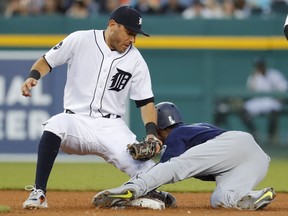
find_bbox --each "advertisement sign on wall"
[0,51,66,153]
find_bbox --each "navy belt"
[103,114,121,119]
[65,109,75,114]
[65,109,120,118]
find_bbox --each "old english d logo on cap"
[109,6,149,37]
[138,17,142,25]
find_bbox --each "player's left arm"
[21,57,51,97]
[137,99,163,153]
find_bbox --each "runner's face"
[109,21,137,53]
[157,129,167,143]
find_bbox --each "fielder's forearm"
[140,102,158,136]
[30,57,51,78]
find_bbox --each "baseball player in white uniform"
[21,6,165,209]
[242,57,288,143]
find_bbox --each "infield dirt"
[0,191,287,216]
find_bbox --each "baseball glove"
[127,138,162,161]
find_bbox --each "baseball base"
[112,198,165,210]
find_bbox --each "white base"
[113,198,165,210]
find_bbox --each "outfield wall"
[0,15,288,154]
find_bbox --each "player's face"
[157,129,167,143]
[108,21,137,53]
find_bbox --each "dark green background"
[1,14,287,153]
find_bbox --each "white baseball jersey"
[244,68,288,115]
[44,30,154,117]
[246,68,288,92]
[42,30,156,176]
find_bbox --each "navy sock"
[35,131,61,193]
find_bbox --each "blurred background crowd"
[0,0,287,19]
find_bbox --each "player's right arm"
[21,57,51,97]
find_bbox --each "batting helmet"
[156,102,183,129]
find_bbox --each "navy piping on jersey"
[89,30,104,116]
[90,30,132,117]
[98,46,132,115]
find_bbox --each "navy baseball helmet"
[156,102,183,129]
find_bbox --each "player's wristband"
[145,122,157,136]
[28,69,41,80]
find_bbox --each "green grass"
[0,206,10,214]
[0,159,287,192]
[0,162,130,191]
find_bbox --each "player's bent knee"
[210,189,230,209]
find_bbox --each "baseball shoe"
[236,187,276,210]
[142,190,177,208]
[92,189,135,208]
[23,185,48,209]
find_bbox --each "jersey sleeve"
[44,31,80,68]
[129,52,154,101]
[160,137,187,163]
[269,69,288,91]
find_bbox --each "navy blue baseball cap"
[253,57,266,66]
[109,6,149,37]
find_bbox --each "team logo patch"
[109,68,132,92]
[168,116,175,124]
[53,41,63,50]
